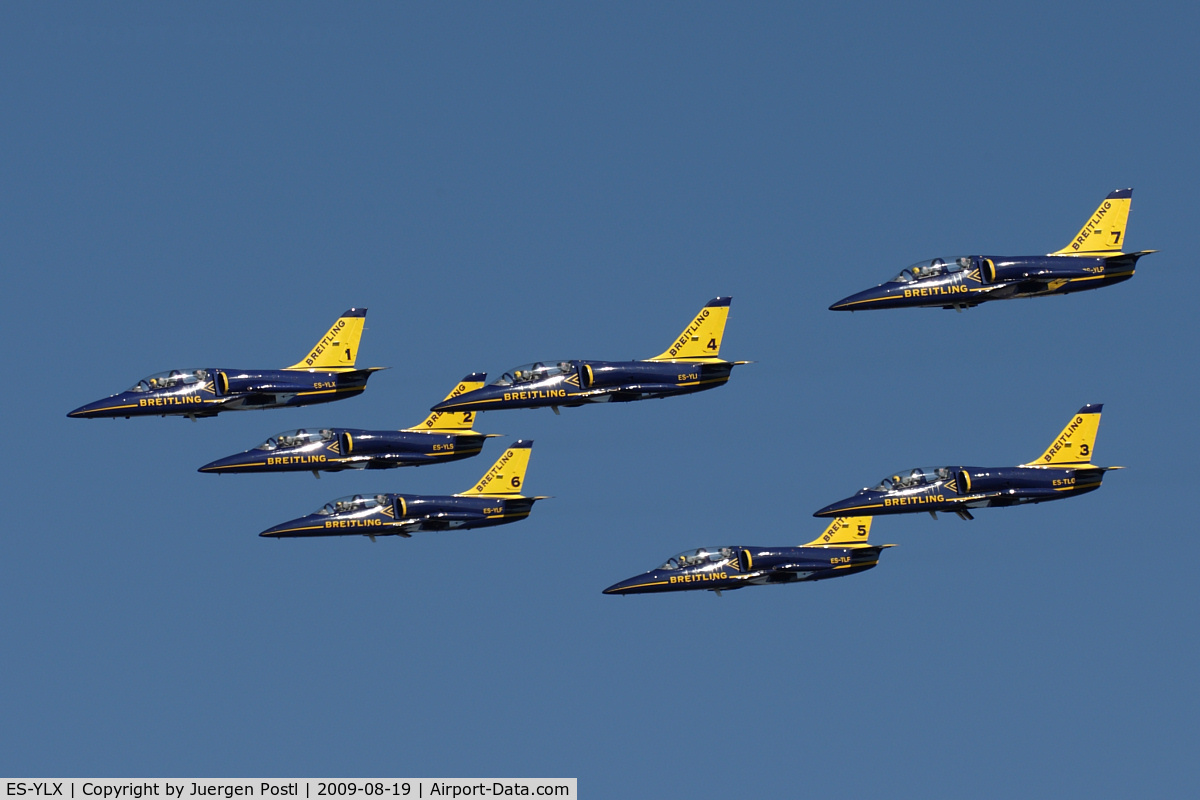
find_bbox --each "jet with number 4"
[815,405,1119,521]
[829,189,1155,311]
[198,374,500,477]
[68,309,384,420]
[429,297,748,414]
[603,516,892,596]
[259,440,545,539]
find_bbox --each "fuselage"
[68,367,378,419]
[431,359,737,412]
[260,492,541,538]
[815,464,1106,517]
[200,427,490,474]
[603,544,887,594]
[830,254,1139,311]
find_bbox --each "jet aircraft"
[259,440,544,539]
[68,309,383,420]
[829,189,1155,311]
[429,297,748,414]
[198,374,500,477]
[815,405,1118,520]
[603,516,891,595]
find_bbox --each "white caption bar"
[2,781,576,800]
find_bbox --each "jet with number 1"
[815,405,1120,521]
[603,517,892,596]
[68,309,383,420]
[429,297,748,414]
[829,189,1155,311]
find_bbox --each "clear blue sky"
[3,2,1198,796]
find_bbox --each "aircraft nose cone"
[814,496,858,517]
[431,386,492,412]
[67,398,110,418]
[198,453,243,473]
[602,577,635,595]
[259,523,288,538]
[829,286,884,311]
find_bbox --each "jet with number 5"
[815,405,1120,521]
[259,440,545,540]
[68,309,384,420]
[198,374,500,477]
[429,297,748,414]
[829,190,1155,311]
[603,517,892,596]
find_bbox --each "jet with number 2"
[259,440,544,540]
[198,374,500,477]
[829,189,1155,311]
[68,309,383,420]
[429,298,748,414]
[815,405,1119,521]
[603,517,892,596]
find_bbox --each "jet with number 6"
[198,374,500,476]
[829,189,1155,311]
[68,309,384,420]
[429,297,748,414]
[815,405,1120,521]
[259,440,545,539]
[603,517,892,596]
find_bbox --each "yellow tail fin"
[1022,404,1103,467]
[457,440,533,496]
[646,297,732,362]
[285,308,367,371]
[408,373,488,432]
[1050,189,1132,255]
[804,516,873,547]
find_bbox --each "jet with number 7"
[829,190,1155,311]
[428,297,748,414]
[815,405,1121,521]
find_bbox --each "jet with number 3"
[198,374,500,477]
[259,440,545,540]
[603,517,892,596]
[68,309,384,420]
[815,405,1120,521]
[429,298,748,414]
[829,190,1155,311]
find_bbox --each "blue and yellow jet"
[198,374,500,476]
[603,517,891,595]
[68,309,383,420]
[815,405,1119,520]
[830,190,1155,311]
[259,440,544,539]
[428,298,748,414]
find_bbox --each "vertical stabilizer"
[1050,189,1132,255]
[646,298,732,362]
[286,308,368,371]
[1022,404,1104,466]
[409,374,488,432]
[458,440,533,496]
[804,516,873,547]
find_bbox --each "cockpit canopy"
[873,466,952,492]
[659,546,736,571]
[314,494,391,516]
[891,256,974,284]
[129,369,209,393]
[492,361,574,387]
[258,428,336,451]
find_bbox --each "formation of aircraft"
[198,374,499,477]
[68,309,382,420]
[815,405,1117,520]
[70,184,1142,594]
[603,517,890,595]
[829,189,1155,311]
[429,297,749,414]
[258,441,544,540]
